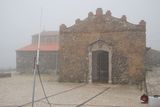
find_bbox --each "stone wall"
[59,8,146,84]
[16,51,58,73]
[145,48,160,66]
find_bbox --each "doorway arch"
[88,40,112,83]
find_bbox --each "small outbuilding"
[16,31,59,73]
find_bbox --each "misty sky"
[0,0,160,68]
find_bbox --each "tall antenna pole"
[32,8,43,107]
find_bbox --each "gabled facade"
[59,8,146,84]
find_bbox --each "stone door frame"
[88,40,112,83]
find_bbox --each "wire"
[75,87,110,107]
[20,83,86,107]
[37,65,52,107]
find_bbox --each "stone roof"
[60,8,146,33]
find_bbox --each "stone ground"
[146,66,160,96]
[146,66,160,107]
[0,72,147,107]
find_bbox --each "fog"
[0,0,160,69]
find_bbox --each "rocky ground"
[0,72,147,107]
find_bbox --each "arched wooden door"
[92,51,109,83]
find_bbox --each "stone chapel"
[58,8,146,84]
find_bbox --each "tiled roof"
[16,43,59,51]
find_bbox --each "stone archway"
[88,40,112,83]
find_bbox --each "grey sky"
[0,0,160,68]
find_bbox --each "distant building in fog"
[145,48,160,66]
[16,31,59,73]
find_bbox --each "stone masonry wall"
[59,8,146,84]
[16,51,57,73]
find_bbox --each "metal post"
[31,8,42,107]
[32,68,37,107]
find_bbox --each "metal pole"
[32,68,37,107]
[32,8,43,107]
